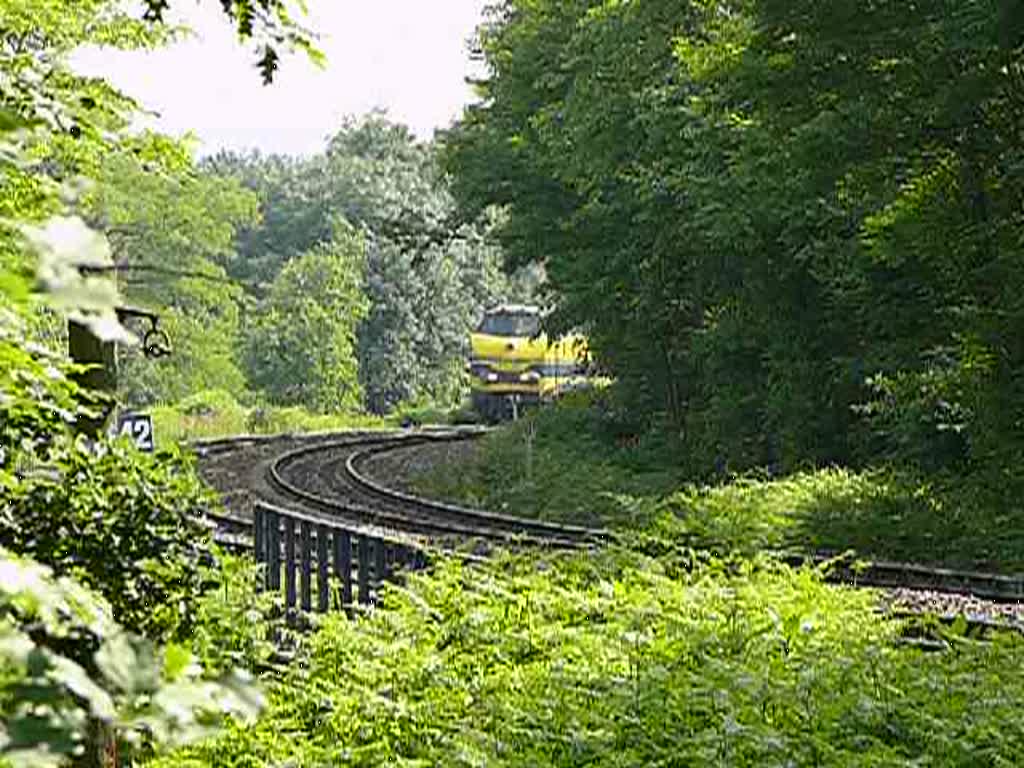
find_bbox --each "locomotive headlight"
[519,371,541,382]
[486,372,499,382]
[470,362,494,380]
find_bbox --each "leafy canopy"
[445,0,1024,482]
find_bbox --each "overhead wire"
[76,263,263,289]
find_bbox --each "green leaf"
[163,643,198,683]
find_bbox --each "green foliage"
[413,393,684,527]
[138,0,322,84]
[150,388,387,441]
[158,389,377,441]
[245,405,384,435]
[0,310,94,456]
[0,0,156,221]
[200,150,330,288]
[125,306,249,406]
[186,554,278,676]
[150,389,249,440]
[0,547,262,767]
[245,222,368,412]
[154,551,1024,766]
[79,141,259,406]
[390,398,464,427]
[416,399,1024,571]
[1,436,218,642]
[84,141,259,273]
[318,116,515,412]
[208,115,530,415]
[446,0,1024,484]
[1,152,241,663]
[0,1,298,763]
[655,470,950,563]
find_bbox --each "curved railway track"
[196,429,1024,634]
[270,434,605,548]
[200,428,607,552]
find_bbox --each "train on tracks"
[467,304,595,422]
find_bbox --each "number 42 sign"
[113,412,155,453]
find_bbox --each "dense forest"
[3,0,1024,765]
[82,115,535,420]
[445,0,1024,490]
[199,123,540,415]
[88,115,544,421]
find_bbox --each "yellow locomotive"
[468,304,592,421]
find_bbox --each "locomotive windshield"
[477,311,541,337]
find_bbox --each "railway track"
[196,429,1024,634]
[200,428,607,553]
[782,552,1024,603]
[271,434,605,548]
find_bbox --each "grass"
[150,549,1024,767]
[148,389,390,443]
[148,389,475,443]
[656,469,1024,572]
[411,394,686,527]
[410,396,1024,573]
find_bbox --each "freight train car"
[468,304,592,421]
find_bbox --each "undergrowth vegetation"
[150,389,388,442]
[3,437,217,641]
[154,551,1024,767]
[412,393,686,527]
[0,549,263,768]
[2,309,271,762]
[657,471,1024,572]
[149,388,472,443]
[412,396,1024,572]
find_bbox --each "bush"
[151,549,1024,766]
[1,436,218,641]
[0,311,98,457]
[656,468,1024,571]
[410,395,1024,571]
[187,553,280,676]
[390,398,458,427]
[253,405,382,435]
[0,547,262,767]
[411,393,685,526]
[150,390,387,442]
[175,389,247,419]
[151,389,249,442]
[657,469,919,555]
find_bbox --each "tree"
[80,139,260,405]
[140,0,321,83]
[684,0,1024,469]
[445,0,708,427]
[245,221,368,412]
[210,114,522,414]
[0,5,270,757]
[202,150,334,289]
[445,0,1024,479]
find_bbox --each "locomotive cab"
[468,305,590,421]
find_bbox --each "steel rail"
[343,433,608,543]
[782,552,1024,604]
[265,431,596,548]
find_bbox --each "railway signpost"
[112,411,155,452]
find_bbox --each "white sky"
[71,1,488,157]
